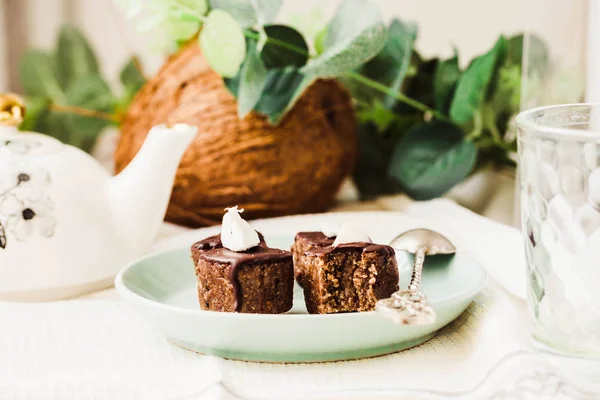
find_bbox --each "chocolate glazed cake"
[291,232,335,286]
[300,242,399,314]
[191,234,294,314]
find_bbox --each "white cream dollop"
[320,222,339,238]
[332,223,371,246]
[221,206,260,252]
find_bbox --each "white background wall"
[1,0,591,93]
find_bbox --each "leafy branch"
[21,0,547,201]
[344,71,449,123]
[187,0,541,199]
[179,1,442,121]
[18,26,146,153]
[49,103,120,123]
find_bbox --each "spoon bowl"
[377,229,457,325]
[389,228,457,255]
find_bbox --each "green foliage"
[506,33,548,71]
[254,68,305,122]
[379,19,418,109]
[388,122,477,199]
[119,57,147,111]
[314,27,327,55]
[19,51,65,102]
[18,25,145,153]
[19,97,50,132]
[237,40,268,118]
[35,110,72,146]
[108,1,548,200]
[352,123,401,197]
[349,19,417,109]
[287,8,327,51]
[224,29,306,122]
[433,53,460,114]
[300,0,387,78]
[209,0,281,28]
[352,30,547,199]
[449,36,507,125]
[357,100,397,133]
[115,0,206,50]
[120,58,146,94]
[261,25,309,69]
[56,26,99,89]
[65,75,115,142]
[200,9,247,78]
[224,0,388,122]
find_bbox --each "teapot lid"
[0,93,25,127]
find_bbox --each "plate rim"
[115,212,487,321]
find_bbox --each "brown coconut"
[114,44,357,227]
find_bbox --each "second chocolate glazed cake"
[299,224,399,314]
[291,231,335,286]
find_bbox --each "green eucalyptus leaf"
[120,57,146,93]
[168,0,208,20]
[36,112,72,146]
[449,36,507,124]
[433,53,460,114]
[261,25,309,69]
[314,26,327,55]
[381,19,417,108]
[209,0,281,27]
[131,0,204,48]
[388,121,477,199]
[357,100,396,133]
[269,74,314,123]
[300,0,387,77]
[355,18,417,109]
[56,25,99,90]
[200,9,246,78]
[65,75,116,148]
[506,33,548,69]
[223,36,255,97]
[224,73,242,97]
[119,57,146,111]
[506,34,524,66]
[396,56,437,114]
[224,58,305,123]
[19,50,66,103]
[353,123,400,198]
[287,8,327,44]
[254,67,304,122]
[238,41,268,118]
[19,97,50,132]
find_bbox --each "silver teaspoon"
[376,228,456,325]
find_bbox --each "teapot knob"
[0,93,25,127]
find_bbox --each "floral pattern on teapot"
[0,138,56,249]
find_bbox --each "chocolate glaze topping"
[295,231,336,246]
[192,232,266,252]
[304,241,395,257]
[192,234,223,252]
[198,241,291,312]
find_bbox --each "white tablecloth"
[2,197,599,400]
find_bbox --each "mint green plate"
[116,231,486,363]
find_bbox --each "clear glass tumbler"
[517,104,600,359]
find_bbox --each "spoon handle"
[408,246,427,291]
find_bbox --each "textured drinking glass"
[517,104,600,358]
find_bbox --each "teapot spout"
[109,124,196,257]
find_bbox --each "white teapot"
[0,95,196,300]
